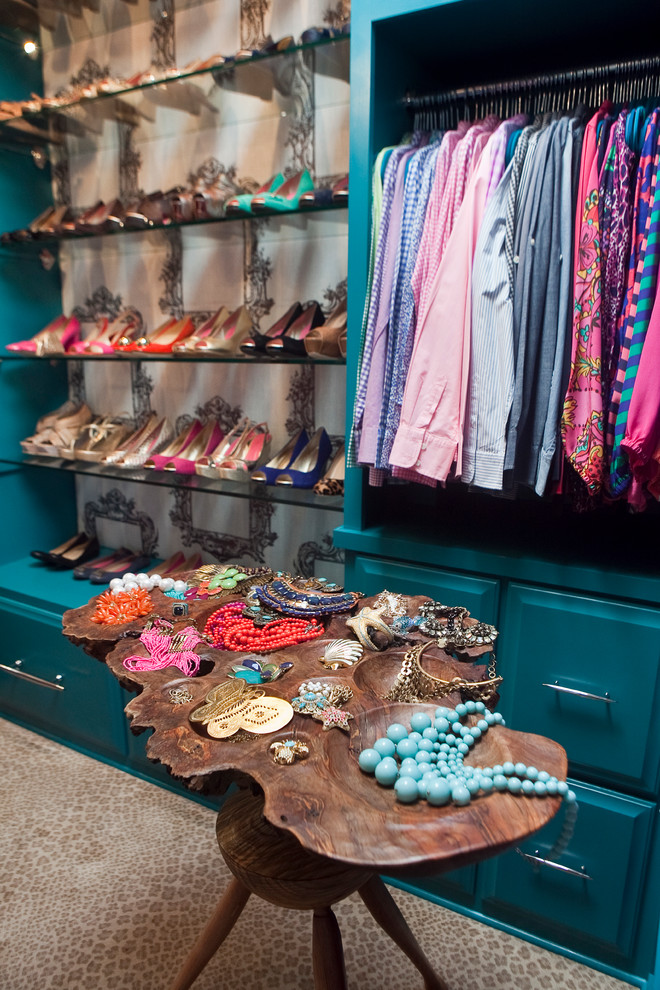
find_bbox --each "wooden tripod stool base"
[168,789,449,990]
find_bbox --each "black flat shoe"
[31,532,89,565]
[52,534,100,570]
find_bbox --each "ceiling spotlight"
[24,40,38,58]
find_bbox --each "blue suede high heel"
[274,427,331,488]
[251,428,309,484]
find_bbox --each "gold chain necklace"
[385,641,503,704]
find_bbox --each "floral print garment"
[561,106,610,494]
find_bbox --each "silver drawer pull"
[0,662,65,691]
[542,681,615,704]
[521,851,592,881]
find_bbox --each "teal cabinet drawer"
[349,555,499,624]
[0,598,127,760]
[498,585,660,791]
[482,782,654,963]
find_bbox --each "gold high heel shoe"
[75,417,133,462]
[115,417,173,468]
[193,305,254,356]
[102,413,159,465]
[172,306,229,354]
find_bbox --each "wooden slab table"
[63,589,567,990]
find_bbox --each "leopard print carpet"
[0,718,633,990]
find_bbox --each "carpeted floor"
[0,717,634,990]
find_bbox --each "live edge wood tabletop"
[62,587,567,876]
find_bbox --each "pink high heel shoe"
[162,419,224,474]
[6,314,81,355]
[69,309,142,355]
[144,419,204,470]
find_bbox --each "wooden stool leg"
[358,876,450,990]
[312,906,348,990]
[168,876,251,990]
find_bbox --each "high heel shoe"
[144,419,204,470]
[74,417,133,462]
[69,309,142,355]
[162,419,224,474]
[193,305,254,355]
[303,299,347,359]
[251,170,314,213]
[113,316,174,353]
[215,422,272,481]
[313,443,345,495]
[115,416,174,468]
[172,306,229,354]
[6,314,81,355]
[251,428,309,484]
[124,316,195,354]
[22,399,80,453]
[240,302,302,356]
[264,301,324,357]
[194,419,250,478]
[275,427,331,488]
[101,413,159,465]
[224,173,284,217]
[28,403,94,457]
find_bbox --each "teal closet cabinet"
[336,0,660,985]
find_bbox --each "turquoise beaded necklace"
[358,701,578,858]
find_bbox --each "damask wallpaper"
[39,0,349,580]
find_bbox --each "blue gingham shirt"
[374,141,441,476]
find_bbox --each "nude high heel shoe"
[194,419,250,478]
[215,422,272,481]
[172,306,229,354]
[303,299,347,359]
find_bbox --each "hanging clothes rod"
[403,52,660,121]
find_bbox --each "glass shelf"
[12,455,343,513]
[2,33,349,142]
[0,349,346,366]
[1,200,347,246]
